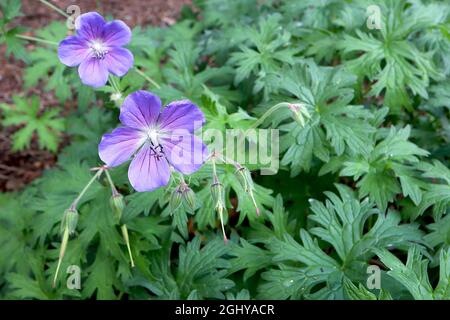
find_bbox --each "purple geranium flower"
[58,12,134,88]
[99,91,208,192]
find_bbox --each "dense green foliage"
[0,0,449,300]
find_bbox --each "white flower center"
[90,40,108,59]
[146,128,160,146]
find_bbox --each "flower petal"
[159,100,205,133]
[104,47,134,77]
[102,20,132,46]
[119,90,161,129]
[128,144,171,192]
[58,36,90,67]
[161,133,208,174]
[98,127,144,167]
[78,57,109,87]
[75,12,106,40]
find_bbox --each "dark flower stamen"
[90,41,108,60]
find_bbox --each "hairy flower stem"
[104,169,119,196]
[39,0,69,18]
[70,168,104,210]
[233,102,292,158]
[250,102,291,130]
[15,34,58,46]
[108,76,122,95]
[134,67,161,89]
[211,154,219,181]
[104,169,135,268]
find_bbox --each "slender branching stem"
[15,34,58,46]
[104,169,119,197]
[70,168,104,210]
[39,0,69,18]
[134,67,161,89]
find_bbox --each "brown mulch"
[0,0,192,192]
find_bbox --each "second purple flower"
[58,12,134,88]
[99,91,208,192]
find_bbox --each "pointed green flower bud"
[110,193,125,223]
[169,186,184,214]
[61,208,78,236]
[234,164,259,216]
[234,164,253,192]
[121,224,135,268]
[53,226,69,288]
[170,181,196,213]
[210,175,228,243]
[217,205,228,244]
[211,178,225,209]
[182,186,196,212]
[288,103,310,127]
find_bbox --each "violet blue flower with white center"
[98,90,208,192]
[58,12,134,88]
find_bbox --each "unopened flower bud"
[234,164,260,216]
[234,164,253,192]
[211,176,228,243]
[170,181,197,213]
[183,186,196,212]
[61,208,79,236]
[288,103,310,127]
[110,193,125,223]
[211,178,225,209]
[170,186,184,213]
[217,205,228,244]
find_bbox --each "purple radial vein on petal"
[78,57,109,87]
[104,47,134,77]
[58,36,90,67]
[98,126,144,167]
[158,100,205,133]
[102,20,132,46]
[128,144,171,192]
[75,12,106,40]
[160,133,207,174]
[119,91,162,130]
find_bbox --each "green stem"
[70,169,104,209]
[227,102,290,158]
[134,67,161,89]
[39,0,69,18]
[216,154,239,167]
[15,34,58,46]
[104,169,119,196]
[108,76,121,93]
[249,102,291,130]
[211,156,219,177]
